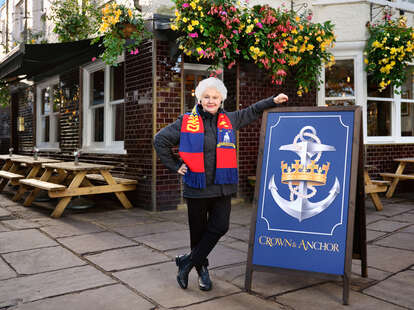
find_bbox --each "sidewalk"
[0,189,413,310]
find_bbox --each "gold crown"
[281,160,330,186]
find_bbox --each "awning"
[0,39,104,81]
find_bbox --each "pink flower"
[256,22,263,28]
[220,11,227,16]
[188,32,199,38]
[307,14,312,21]
[277,69,287,76]
[215,69,223,75]
[182,3,189,8]
[130,50,135,55]
[235,49,240,54]
[91,57,97,62]
[134,49,139,54]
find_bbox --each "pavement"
[0,188,413,310]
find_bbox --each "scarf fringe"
[215,168,238,185]
[184,170,206,189]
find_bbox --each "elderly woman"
[154,77,288,291]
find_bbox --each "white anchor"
[268,126,340,222]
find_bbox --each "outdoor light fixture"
[33,147,39,160]
[74,150,81,165]
[9,148,13,157]
[18,117,25,132]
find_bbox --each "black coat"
[153,96,276,198]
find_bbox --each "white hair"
[195,77,227,102]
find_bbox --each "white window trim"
[82,56,126,155]
[319,43,414,144]
[36,76,60,152]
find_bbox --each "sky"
[0,0,4,8]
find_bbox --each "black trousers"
[186,195,231,267]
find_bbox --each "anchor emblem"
[268,126,340,222]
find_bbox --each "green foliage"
[364,16,414,93]
[0,80,10,108]
[48,0,100,42]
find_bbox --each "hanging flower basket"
[91,2,151,66]
[364,16,414,92]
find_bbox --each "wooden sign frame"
[245,106,366,305]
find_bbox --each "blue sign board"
[251,111,355,275]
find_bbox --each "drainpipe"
[5,0,9,53]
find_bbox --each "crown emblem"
[281,160,330,186]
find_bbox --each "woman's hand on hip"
[177,164,188,175]
[273,93,288,104]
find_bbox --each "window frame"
[81,55,126,154]
[36,76,60,151]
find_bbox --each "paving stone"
[367,220,410,232]
[112,221,187,238]
[229,207,253,226]
[227,226,250,242]
[351,262,391,281]
[363,245,414,273]
[276,282,405,310]
[12,284,155,310]
[40,219,104,238]
[366,230,387,242]
[3,246,85,275]
[208,244,247,268]
[377,204,414,217]
[114,262,240,308]
[222,240,248,253]
[365,213,387,225]
[211,264,245,284]
[400,224,414,234]
[183,292,284,310]
[363,270,414,309]
[0,266,115,308]
[373,232,414,251]
[389,213,414,223]
[58,232,136,255]
[233,269,326,297]
[0,258,16,280]
[0,223,10,232]
[0,208,12,218]
[76,211,160,227]
[135,230,189,251]
[85,246,170,271]
[2,219,41,230]
[0,229,57,253]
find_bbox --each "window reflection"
[325,100,355,106]
[184,70,210,112]
[325,59,354,97]
[367,74,393,98]
[401,66,414,100]
[367,100,391,136]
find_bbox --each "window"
[36,77,60,150]
[401,66,414,137]
[82,57,125,154]
[183,63,223,112]
[324,59,355,106]
[14,1,24,37]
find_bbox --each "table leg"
[100,170,133,209]
[0,161,17,192]
[385,162,406,198]
[364,169,384,211]
[12,165,41,201]
[51,171,86,218]
[23,168,53,207]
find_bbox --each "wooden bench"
[86,174,138,185]
[19,179,66,192]
[365,180,391,194]
[380,173,414,180]
[0,171,25,185]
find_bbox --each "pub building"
[0,0,414,211]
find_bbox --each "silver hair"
[195,77,227,102]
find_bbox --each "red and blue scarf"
[179,105,238,188]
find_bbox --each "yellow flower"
[295,16,300,22]
[200,11,204,17]
[299,45,306,53]
[171,24,178,31]
[191,20,199,26]
[289,46,298,52]
[187,25,194,31]
[299,24,304,31]
[190,2,196,9]
[390,47,396,54]
[198,6,202,11]
[307,44,314,51]
[364,58,368,64]
[297,90,303,96]
[254,18,259,23]
[183,17,188,23]
[291,29,298,35]
[372,40,382,48]
[316,36,322,42]
[246,24,254,33]
[175,10,179,16]
[200,25,204,32]
[128,9,132,18]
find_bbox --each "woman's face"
[200,87,222,115]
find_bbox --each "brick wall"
[0,106,10,153]
[17,87,34,153]
[237,63,316,199]
[154,39,182,210]
[124,40,154,209]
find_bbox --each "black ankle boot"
[196,264,212,291]
[175,254,193,289]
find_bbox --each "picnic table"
[19,161,137,218]
[8,156,62,202]
[380,158,414,198]
[364,165,390,211]
[0,155,49,195]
